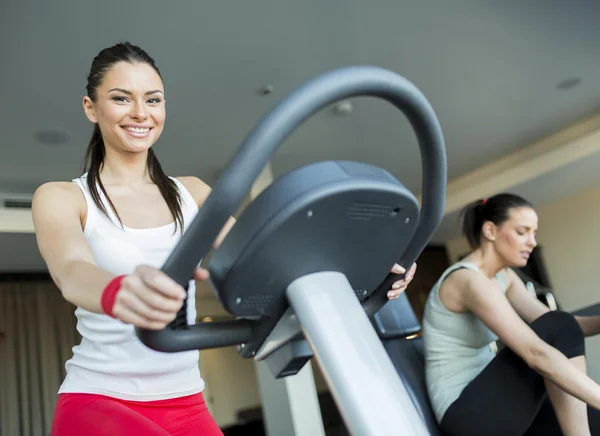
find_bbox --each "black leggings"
[440,310,600,436]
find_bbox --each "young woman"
[422,193,600,436]
[33,41,413,436]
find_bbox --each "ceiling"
[2,0,600,272]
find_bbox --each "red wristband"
[101,275,126,318]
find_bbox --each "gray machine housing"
[209,160,419,317]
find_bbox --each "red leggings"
[51,392,223,436]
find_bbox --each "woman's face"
[486,206,538,268]
[83,61,165,154]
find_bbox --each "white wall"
[0,209,34,233]
[534,186,600,312]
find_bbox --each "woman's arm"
[32,182,187,329]
[504,268,550,323]
[505,268,600,337]
[449,269,600,411]
[32,182,115,310]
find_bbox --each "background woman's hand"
[387,262,417,300]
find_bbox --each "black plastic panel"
[209,161,419,318]
[372,292,421,339]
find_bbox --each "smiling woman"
[80,45,178,231]
[30,42,232,436]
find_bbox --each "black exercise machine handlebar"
[137,66,447,352]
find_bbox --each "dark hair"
[460,193,533,249]
[82,42,184,232]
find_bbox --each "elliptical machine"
[137,66,447,435]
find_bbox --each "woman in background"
[423,193,600,436]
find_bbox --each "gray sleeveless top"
[422,261,508,423]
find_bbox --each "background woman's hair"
[459,193,533,248]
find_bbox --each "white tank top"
[422,261,507,423]
[58,174,205,401]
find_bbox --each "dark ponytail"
[81,42,184,233]
[459,193,533,249]
[460,198,487,249]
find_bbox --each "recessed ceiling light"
[259,85,274,96]
[556,77,582,90]
[36,128,70,145]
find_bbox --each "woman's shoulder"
[438,264,479,292]
[435,262,492,312]
[174,176,211,207]
[32,181,87,221]
[33,181,85,203]
[439,261,480,283]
